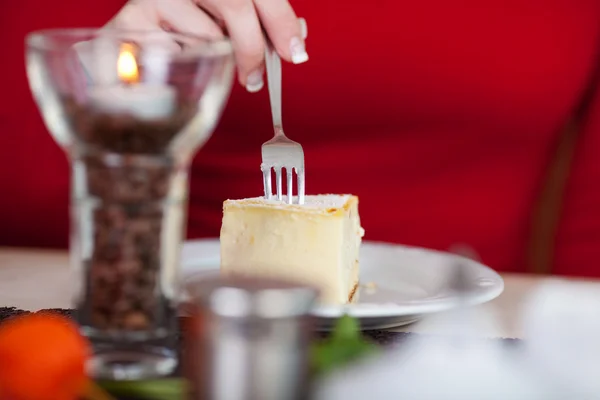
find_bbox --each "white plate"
[181,239,504,330]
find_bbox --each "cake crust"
[348,281,359,303]
[223,195,355,217]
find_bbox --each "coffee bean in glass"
[26,29,234,380]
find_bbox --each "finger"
[96,3,179,84]
[253,0,308,64]
[191,0,225,24]
[189,2,229,36]
[216,0,266,91]
[107,1,217,52]
[107,2,159,31]
[109,3,178,49]
[299,17,307,39]
[154,0,224,39]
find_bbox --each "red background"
[2,0,600,276]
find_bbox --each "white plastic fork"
[260,21,306,205]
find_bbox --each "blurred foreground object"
[310,314,378,377]
[0,313,91,400]
[183,275,318,400]
[521,280,600,398]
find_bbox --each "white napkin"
[315,306,549,400]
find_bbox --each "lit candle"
[88,43,175,120]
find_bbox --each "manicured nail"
[246,69,264,92]
[290,37,309,64]
[299,18,307,39]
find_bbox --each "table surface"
[0,246,595,339]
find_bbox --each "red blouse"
[2,0,600,276]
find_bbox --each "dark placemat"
[0,307,520,346]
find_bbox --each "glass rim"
[26,27,233,57]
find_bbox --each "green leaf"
[331,314,362,341]
[98,378,186,400]
[310,314,379,377]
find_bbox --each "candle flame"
[117,44,139,84]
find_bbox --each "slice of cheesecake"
[220,194,364,304]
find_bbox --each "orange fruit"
[0,313,91,400]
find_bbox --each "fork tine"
[263,169,272,199]
[286,168,294,204]
[297,168,305,205]
[276,168,283,201]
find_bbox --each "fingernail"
[299,18,307,39]
[290,37,309,64]
[246,69,264,92]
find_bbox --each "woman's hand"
[107,0,308,92]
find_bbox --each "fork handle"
[264,40,283,133]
